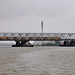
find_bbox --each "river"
[0,46,75,75]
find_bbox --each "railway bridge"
[0,33,75,47]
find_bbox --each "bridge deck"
[0,33,75,41]
[0,37,62,41]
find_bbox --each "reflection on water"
[0,47,75,75]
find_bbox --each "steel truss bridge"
[0,33,75,40]
[0,33,75,47]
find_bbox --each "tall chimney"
[41,21,43,33]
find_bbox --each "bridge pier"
[60,40,75,46]
[12,40,34,47]
[16,41,20,46]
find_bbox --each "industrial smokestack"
[41,21,43,33]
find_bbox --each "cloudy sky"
[0,0,75,33]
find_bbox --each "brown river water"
[0,46,75,75]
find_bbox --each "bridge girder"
[0,33,75,41]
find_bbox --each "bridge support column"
[12,40,33,47]
[60,40,75,46]
[16,41,20,46]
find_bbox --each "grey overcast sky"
[0,0,75,33]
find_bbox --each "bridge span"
[0,33,75,47]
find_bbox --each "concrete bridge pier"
[12,40,33,47]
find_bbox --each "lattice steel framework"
[0,33,75,41]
